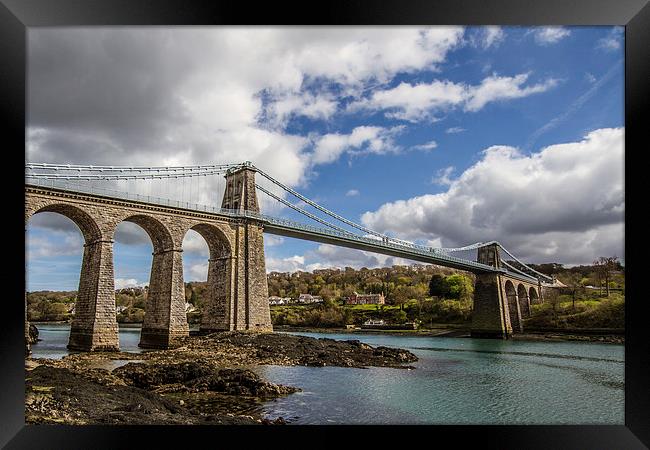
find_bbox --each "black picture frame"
[2,0,648,448]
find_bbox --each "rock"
[25,364,260,425]
[28,324,39,344]
[113,362,300,398]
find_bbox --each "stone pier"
[470,244,542,339]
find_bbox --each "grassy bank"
[524,292,624,329]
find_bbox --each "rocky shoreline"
[26,331,418,425]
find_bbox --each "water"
[29,324,624,425]
[30,322,145,359]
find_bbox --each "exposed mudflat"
[26,331,418,425]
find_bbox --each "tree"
[544,289,562,327]
[564,272,585,309]
[593,256,619,297]
[391,285,410,310]
[428,274,447,298]
[443,274,473,302]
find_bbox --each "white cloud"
[182,230,210,256]
[350,80,466,122]
[115,278,145,289]
[445,127,466,134]
[26,233,83,259]
[532,27,571,45]
[361,128,624,264]
[431,166,455,186]
[266,255,306,273]
[464,72,559,112]
[349,72,558,121]
[412,140,438,151]
[187,263,208,281]
[262,92,338,129]
[264,235,285,247]
[469,26,505,49]
[311,126,402,164]
[596,27,623,52]
[345,189,360,197]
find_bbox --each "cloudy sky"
[25,26,624,291]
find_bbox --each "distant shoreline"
[29,322,624,344]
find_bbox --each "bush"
[271,303,353,327]
[117,307,145,323]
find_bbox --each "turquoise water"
[29,324,624,425]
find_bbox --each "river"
[30,323,624,425]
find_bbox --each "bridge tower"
[203,162,272,333]
[221,161,259,212]
[471,243,516,339]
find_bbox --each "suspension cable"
[24,168,230,180]
[253,165,423,247]
[256,184,355,236]
[25,162,241,172]
[497,243,554,281]
[501,260,540,282]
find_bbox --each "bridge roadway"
[25,180,539,283]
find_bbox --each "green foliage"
[117,307,145,323]
[442,274,473,301]
[526,293,624,329]
[428,274,446,297]
[26,291,76,321]
[410,298,473,324]
[271,302,353,328]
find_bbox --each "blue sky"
[26,26,624,291]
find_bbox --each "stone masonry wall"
[471,273,510,338]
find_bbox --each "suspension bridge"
[25,161,560,352]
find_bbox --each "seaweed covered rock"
[113,361,300,397]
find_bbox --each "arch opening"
[529,287,540,304]
[112,220,155,350]
[26,211,87,357]
[517,284,530,318]
[182,223,232,333]
[116,214,186,348]
[504,280,521,333]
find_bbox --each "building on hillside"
[344,292,385,305]
[296,294,323,304]
[185,302,196,313]
[268,296,290,305]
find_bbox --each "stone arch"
[115,214,187,348]
[183,223,233,333]
[29,203,102,243]
[504,280,522,334]
[27,204,120,351]
[517,283,531,318]
[529,287,540,304]
[120,214,175,252]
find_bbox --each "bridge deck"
[25,181,542,283]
